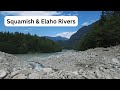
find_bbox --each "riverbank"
[0,45,120,79]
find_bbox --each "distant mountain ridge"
[57,21,98,49]
[69,21,97,42]
[42,36,68,41]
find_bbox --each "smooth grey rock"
[0,69,7,79]
[72,71,79,75]
[95,69,102,78]
[41,68,53,74]
[112,58,120,64]
[28,73,40,79]
[19,70,31,76]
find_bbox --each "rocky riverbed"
[1,45,120,79]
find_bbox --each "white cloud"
[72,12,79,16]
[1,11,63,16]
[24,30,29,32]
[56,31,77,38]
[67,13,72,16]
[67,13,78,16]
[90,20,95,22]
[64,12,79,16]
[81,22,90,26]
[81,19,99,26]
[73,11,79,13]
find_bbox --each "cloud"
[67,13,72,16]
[64,11,79,16]
[66,13,79,16]
[81,22,90,26]
[1,11,63,16]
[56,31,77,38]
[1,11,79,17]
[24,30,29,32]
[73,13,79,16]
[81,19,96,26]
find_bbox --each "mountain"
[57,21,98,49]
[75,11,120,51]
[68,21,98,47]
[43,36,68,41]
[69,21,98,43]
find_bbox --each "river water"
[14,50,74,70]
[14,50,71,61]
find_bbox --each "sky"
[0,11,101,38]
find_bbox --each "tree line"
[0,32,62,54]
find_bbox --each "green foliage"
[57,40,74,49]
[75,11,120,51]
[0,32,62,54]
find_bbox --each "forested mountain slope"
[75,11,120,51]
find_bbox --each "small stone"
[78,69,84,75]
[0,69,7,79]
[105,74,112,79]
[72,71,79,75]
[0,57,3,59]
[28,73,40,79]
[0,57,3,63]
[41,68,53,74]
[112,58,119,64]
[95,69,102,78]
